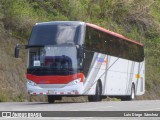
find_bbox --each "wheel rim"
[131,86,135,99]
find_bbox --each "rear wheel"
[121,84,135,101]
[88,81,102,102]
[130,84,135,100]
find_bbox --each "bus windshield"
[29,24,81,45]
[27,45,82,75]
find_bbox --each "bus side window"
[91,29,97,51]
[101,33,106,53]
[113,37,121,57]
[85,27,91,49]
[108,39,113,55]
[98,31,106,53]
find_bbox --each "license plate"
[48,90,55,94]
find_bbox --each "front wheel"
[48,95,55,103]
[88,81,102,102]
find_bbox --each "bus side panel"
[94,55,108,95]
[135,61,145,95]
[104,56,129,96]
[125,60,133,95]
[83,52,104,95]
[82,53,145,96]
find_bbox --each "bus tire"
[130,84,136,100]
[48,95,55,103]
[88,81,102,102]
[121,84,135,101]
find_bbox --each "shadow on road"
[26,101,87,106]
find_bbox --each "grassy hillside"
[0,0,160,101]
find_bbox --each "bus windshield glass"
[29,24,81,45]
[27,45,81,75]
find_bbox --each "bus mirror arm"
[14,44,27,58]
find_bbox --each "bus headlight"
[67,78,81,86]
[27,80,37,86]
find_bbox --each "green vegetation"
[0,0,160,101]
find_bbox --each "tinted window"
[85,26,144,62]
[85,27,106,52]
[29,24,81,45]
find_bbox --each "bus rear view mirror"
[15,44,20,58]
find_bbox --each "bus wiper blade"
[26,45,44,48]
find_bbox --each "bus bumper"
[27,80,84,95]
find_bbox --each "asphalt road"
[0,100,160,111]
[0,100,160,119]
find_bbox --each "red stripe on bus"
[26,73,84,84]
[86,23,144,46]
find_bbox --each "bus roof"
[86,23,144,46]
[34,21,143,46]
[35,21,85,26]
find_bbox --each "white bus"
[15,21,145,103]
